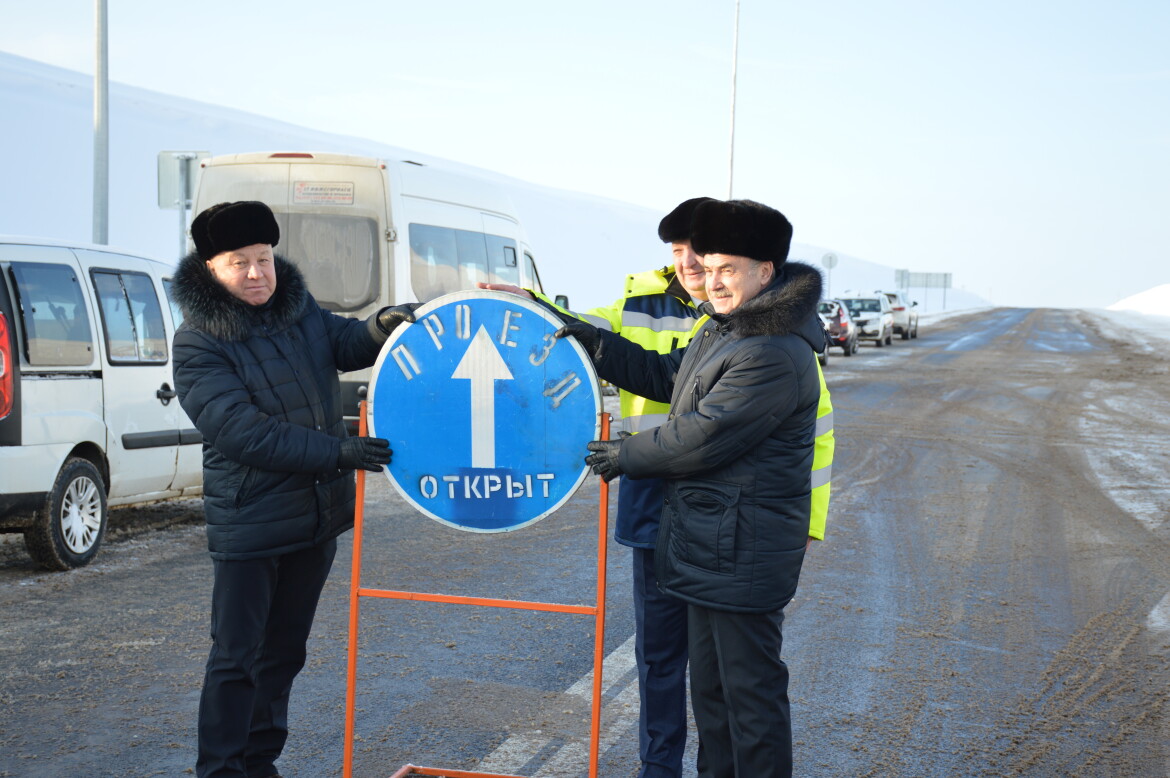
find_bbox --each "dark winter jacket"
[593,261,824,613]
[170,253,386,560]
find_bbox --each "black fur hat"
[690,199,792,265]
[657,197,716,243]
[191,201,280,261]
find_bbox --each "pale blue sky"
[3,0,1167,307]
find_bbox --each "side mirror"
[554,294,570,309]
[912,301,918,307]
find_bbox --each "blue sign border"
[368,290,601,532]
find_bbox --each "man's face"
[206,243,277,306]
[703,253,774,315]
[671,240,707,299]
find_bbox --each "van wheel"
[24,458,108,571]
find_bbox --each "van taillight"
[0,312,12,419]
[893,305,905,311]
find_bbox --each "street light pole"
[93,0,109,245]
[728,0,740,199]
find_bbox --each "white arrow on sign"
[452,325,514,468]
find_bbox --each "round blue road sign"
[368,290,602,532]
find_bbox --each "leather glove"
[338,437,392,472]
[585,431,631,482]
[555,319,602,360]
[375,302,421,335]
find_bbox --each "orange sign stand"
[342,404,613,778]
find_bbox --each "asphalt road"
[1,307,1168,777]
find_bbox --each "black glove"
[555,319,602,360]
[375,302,421,335]
[585,431,630,482]
[534,297,580,326]
[338,437,392,472]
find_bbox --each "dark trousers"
[633,547,690,778]
[197,539,337,778]
[688,605,790,778]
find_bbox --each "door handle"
[157,383,177,405]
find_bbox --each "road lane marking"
[1147,590,1170,635]
[475,633,638,775]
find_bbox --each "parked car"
[818,299,859,356]
[840,295,894,347]
[876,290,920,339]
[0,237,203,570]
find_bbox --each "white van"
[0,237,202,569]
[193,151,559,428]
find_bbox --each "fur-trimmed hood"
[700,261,824,347]
[171,252,309,341]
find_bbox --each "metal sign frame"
[343,405,612,778]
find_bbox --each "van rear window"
[409,224,520,302]
[8,262,94,366]
[842,298,882,314]
[280,213,379,312]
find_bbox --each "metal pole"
[177,155,191,257]
[727,0,740,199]
[92,0,109,245]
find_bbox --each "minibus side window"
[455,228,490,288]
[485,236,519,286]
[409,224,520,302]
[8,262,94,366]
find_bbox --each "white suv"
[877,290,920,339]
[840,294,894,347]
[0,237,203,569]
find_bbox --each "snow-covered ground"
[1099,283,1170,346]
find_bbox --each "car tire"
[818,350,828,367]
[875,336,883,348]
[885,330,893,345]
[901,326,910,340]
[843,339,854,357]
[23,457,108,571]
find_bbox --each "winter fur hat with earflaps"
[689,199,792,266]
[657,196,717,243]
[191,200,280,261]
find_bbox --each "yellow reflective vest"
[536,266,833,540]
[810,359,833,540]
[580,268,704,433]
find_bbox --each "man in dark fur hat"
[171,200,416,778]
[558,199,825,778]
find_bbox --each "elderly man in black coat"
[171,201,414,778]
[560,199,825,778]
